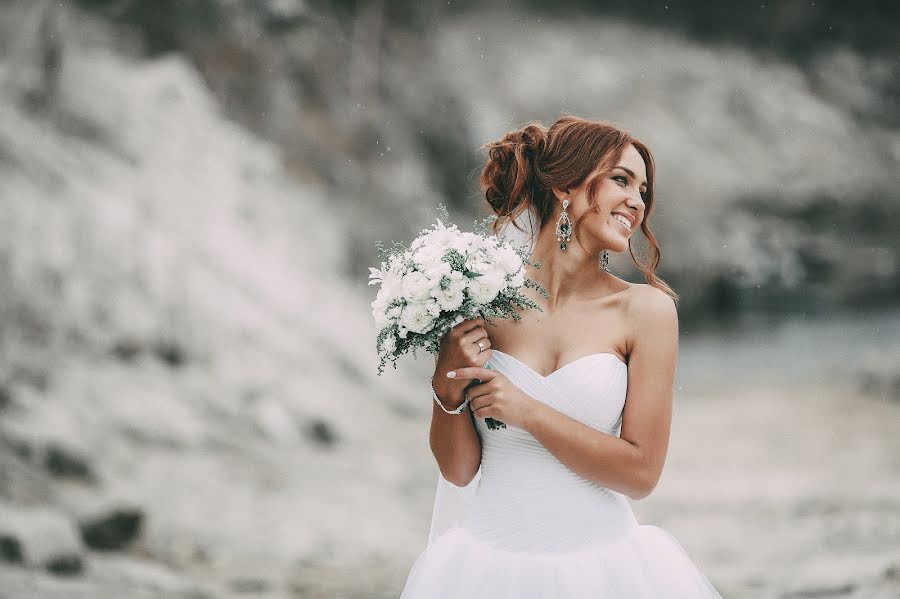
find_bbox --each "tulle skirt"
[400,522,723,598]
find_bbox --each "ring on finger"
[477,341,484,351]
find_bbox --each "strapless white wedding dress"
[400,348,724,598]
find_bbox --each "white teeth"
[612,214,630,228]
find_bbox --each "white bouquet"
[369,205,548,428]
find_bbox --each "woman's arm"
[429,354,483,488]
[521,285,678,500]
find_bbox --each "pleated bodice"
[461,349,637,553]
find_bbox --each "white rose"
[447,231,475,254]
[467,270,506,304]
[401,271,433,301]
[483,271,506,294]
[414,243,445,269]
[496,245,523,275]
[400,301,435,334]
[467,277,498,304]
[422,259,451,283]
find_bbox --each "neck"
[527,224,608,311]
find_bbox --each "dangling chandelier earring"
[600,250,610,272]
[556,198,572,251]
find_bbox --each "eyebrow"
[613,166,648,190]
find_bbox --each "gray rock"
[44,444,95,484]
[0,534,24,564]
[79,507,144,551]
[0,502,84,576]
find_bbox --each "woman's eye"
[613,176,628,186]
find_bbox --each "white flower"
[467,271,505,304]
[401,271,433,301]
[448,231,479,255]
[413,219,458,252]
[435,286,465,311]
[368,266,385,286]
[431,272,466,311]
[424,299,442,316]
[371,296,390,329]
[413,243,446,269]
[422,259,451,283]
[495,245,524,275]
[509,269,525,288]
[375,269,404,302]
[400,301,435,334]
[465,249,494,274]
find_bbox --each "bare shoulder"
[625,283,677,317]
[622,284,678,353]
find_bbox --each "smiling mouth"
[611,214,631,232]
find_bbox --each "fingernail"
[446,371,456,378]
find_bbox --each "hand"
[447,366,537,430]
[432,317,492,403]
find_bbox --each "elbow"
[441,463,480,488]
[626,467,660,501]
[432,442,479,488]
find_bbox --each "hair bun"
[479,122,549,219]
[514,124,548,161]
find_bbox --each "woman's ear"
[550,187,569,203]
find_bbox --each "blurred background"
[0,0,897,597]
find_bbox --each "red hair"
[479,115,678,303]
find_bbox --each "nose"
[625,190,644,210]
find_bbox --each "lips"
[611,213,632,232]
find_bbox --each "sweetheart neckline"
[490,349,627,379]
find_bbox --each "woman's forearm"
[522,400,651,500]
[429,380,482,488]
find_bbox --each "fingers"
[462,328,489,346]
[449,318,491,365]
[462,334,490,361]
[476,348,493,367]
[446,366,496,381]
[467,386,495,419]
[453,317,485,337]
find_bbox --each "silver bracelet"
[431,380,470,414]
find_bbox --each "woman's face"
[568,143,647,255]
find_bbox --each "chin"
[603,234,629,254]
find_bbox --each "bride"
[400,116,724,597]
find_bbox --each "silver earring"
[600,250,610,272]
[556,198,572,251]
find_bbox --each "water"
[677,307,900,391]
